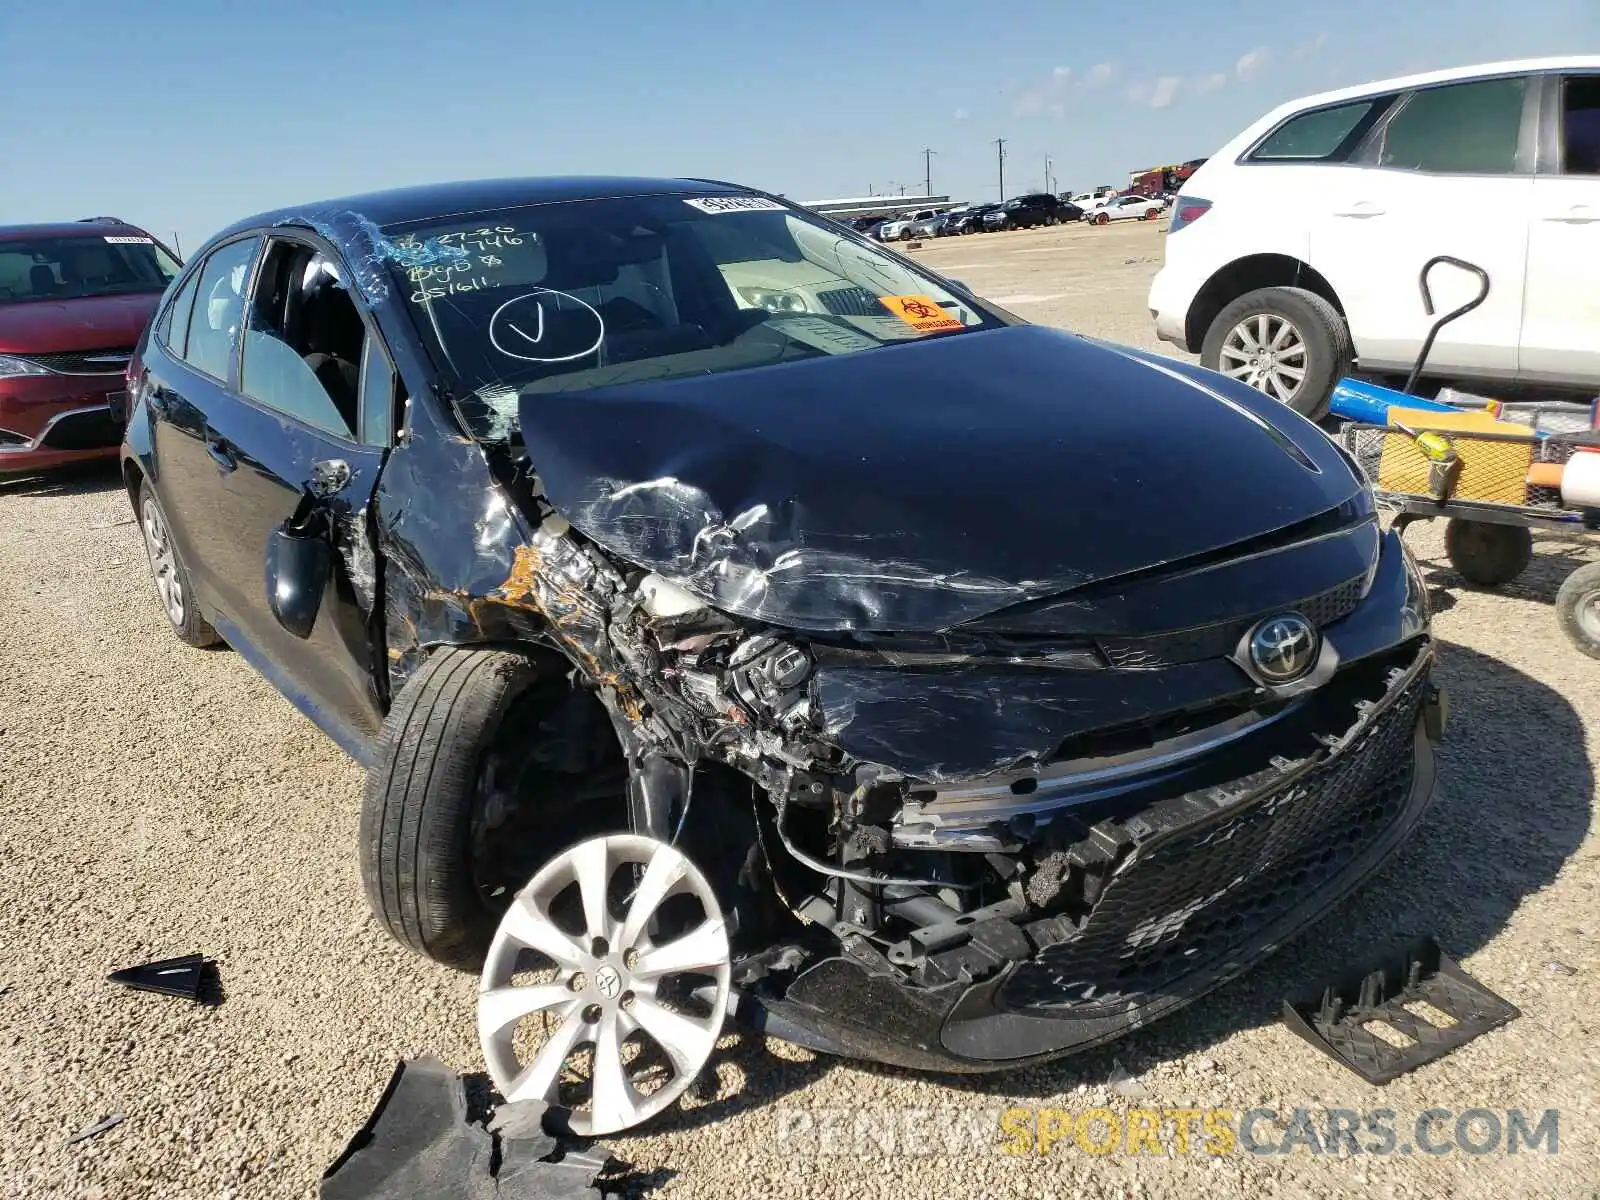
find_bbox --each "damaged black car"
[121,176,1444,1134]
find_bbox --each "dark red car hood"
[0,292,162,354]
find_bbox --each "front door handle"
[1333,201,1385,218]
[1543,204,1600,223]
[205,430,238,472]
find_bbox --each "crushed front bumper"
[742,641,1442,1071]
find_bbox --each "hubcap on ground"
[477,834,731,1136]
[1220,314,1307,403]
[140,497,185,626]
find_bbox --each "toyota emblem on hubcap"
[594,964,622,999]
[1245,613,1318,684]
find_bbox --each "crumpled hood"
[0,292,161,355]
[518,324,1364,632]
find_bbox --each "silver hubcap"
[478,834,731,1136]
[1579,591,1600,643]
[140,497,185,626]
[1220,314,1308,402]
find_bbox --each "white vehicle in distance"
[1086,195,1166,224]
[876,208,939,242]
[1148,56,1600,418]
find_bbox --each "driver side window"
[240,239,372,442]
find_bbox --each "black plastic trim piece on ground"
[1281,935,1519,1085]
[107,954,221,1004]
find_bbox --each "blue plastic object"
[1328,378,1458,425]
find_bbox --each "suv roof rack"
[76,216,129,225]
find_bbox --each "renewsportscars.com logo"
[770,1105,1561,1159]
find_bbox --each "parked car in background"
[945,203,1000,234]
[121,174,1441,1136]
[1086,195,1165,224]
[877,208,939,241]
[1149,57,1600,417]
[0,218,181,474]
[984,193,1073,230]
[1068,188,1115,206]
[910,212,948,238]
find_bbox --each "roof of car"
[1248,56,1600,128]
[213,176,757,242]
[0,220,148,243]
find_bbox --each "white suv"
[1149,57,1600,418]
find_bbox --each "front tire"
[137,480,220,648]
[361,647,556,970]
[1200,286,1352,420]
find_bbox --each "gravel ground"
[1,220,1597,1199]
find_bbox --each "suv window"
[1367,76,1529,174]
[241,239,374,442]
[1249,97,1388,161]
[181,238,260,381]
[1561,76,1600,174]
[0,233,179,305]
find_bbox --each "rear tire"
[1444,518,1533,588]
[137,480,220,649]
[1555,562,1600,660]
[1200,286,1352,421]
[361,647,555,971]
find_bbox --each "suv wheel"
[1556,562,1600,660]
[1200,286,1353,420]
[137,480,221,648]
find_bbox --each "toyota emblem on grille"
[1245,613,1318,684]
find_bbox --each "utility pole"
[1045,155,1053,195]
[922,147,936,197]
[995,138,1007,200]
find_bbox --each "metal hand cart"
[1330,257,1600,658]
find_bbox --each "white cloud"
[1125,81,1150,104]
[1085,61,1116,87]
[1013,64,1078,118]
[953,106,969,120]
[1013,92,1045,117]
[1292,31,1329,60]
[1236,47,1270,80]
[1195,71,1228,95]
[1148,76,1182,108]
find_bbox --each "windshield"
[384,193,1007,440]
[0,234,180,305]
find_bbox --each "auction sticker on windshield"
[104,236,153,244]
[880,294,964,333]
[683,196,787,214]
[768,315,881,355]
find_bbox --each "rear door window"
[158,269,202,358]
[1364,76,1530,174]
[180,238,260,381]
[1249,97,1391,162]
[1559,75,1600,174]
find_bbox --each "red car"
[0,219,181,474]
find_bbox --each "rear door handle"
[1332,201,1385,218]
[205,429,238,472]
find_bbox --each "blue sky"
[0,0,1592,254]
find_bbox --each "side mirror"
[266,523,331,640]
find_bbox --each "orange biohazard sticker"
[879,294,965,333]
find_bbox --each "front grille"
[24,347,133,376]
[38,407,121,451]
[1097,575,1364,670]
[1001,665,1426,1013]
[817,286,883,317]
